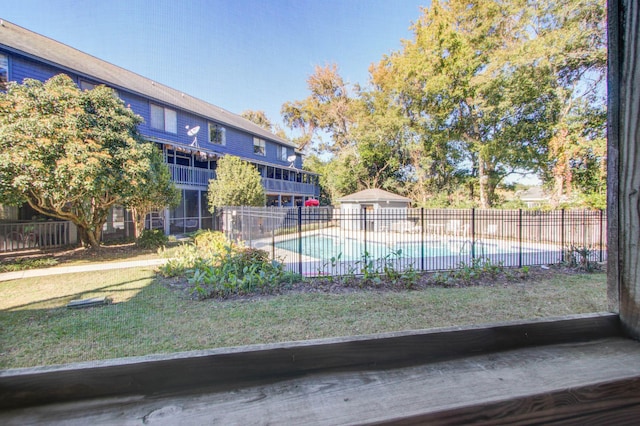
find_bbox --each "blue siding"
[8,55,65,85]
[2,49,317,199]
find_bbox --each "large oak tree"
[0,74,177,248]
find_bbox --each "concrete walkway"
[0,258,167,282]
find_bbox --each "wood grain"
[1,337,639,425]
[610,0,640,339]
[0,313,621,410]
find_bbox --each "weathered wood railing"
[0,221,73,253]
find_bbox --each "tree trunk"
[478,160,490,209]
[77,225,103,249]
[129,207,147,239]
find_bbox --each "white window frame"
[278,146,289,162]
[150,103,177,134]
[253,137,266,156]
[208,123,226,145]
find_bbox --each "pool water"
[275,235,531,261]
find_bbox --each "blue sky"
[1,0,428,130]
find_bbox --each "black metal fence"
[214,207,607,277]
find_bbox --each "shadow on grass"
[1,277,152,312]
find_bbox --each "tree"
[281,64,355,153]
[241,110,273,131]
[207,156,265,209]
[374,0,561,208]
[523,0,607,206]
[0,74,169,248]
[125,145,181,239]
[241,109,290,141]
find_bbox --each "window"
[253,137,266,156]
[0,53,8,90]
[278,146,289,162]
[79,80,96,91]
[209,123,226,145]
[150,103,177,134]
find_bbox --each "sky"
[1,0,429,130]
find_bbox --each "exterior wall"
[0,44,320,235]
[2,47,307,172]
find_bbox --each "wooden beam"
[609,0,640,339]
[2,336,639,425]
[0,313,622,410]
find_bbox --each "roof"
[517,186,549,201]
[337,188,412,203]
[0,20,296,149]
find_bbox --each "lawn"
[0,263,607,369]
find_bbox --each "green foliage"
[241,110,273,131]
[281,0,605,207]
[432,257,506,286]
[136,229,168,250]
[0,257,58,273]
[159,244,202,277]
[126,145,180,239]
[207,156,265,209]
[0,74,166,248]
[159,230,298,299]
[564,245,601,272]
[192,230,230,254]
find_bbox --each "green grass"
[0,268,607,369]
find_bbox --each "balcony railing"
[168,164,216,186]
[167,164,319,196]
[262,178,319,196]
[1,221,74,253]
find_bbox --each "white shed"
[336,189,413,231]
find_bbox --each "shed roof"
[337,188,411,203]
[0,20,296,149]
[517,186,549,201]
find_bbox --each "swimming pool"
[274,235,535,261]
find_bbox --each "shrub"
[564,245,600,272]
[192,230,233,256]
[159,230,299,298]
[159,243,202,277]
[136,229,168,249]
[188,247,293,299]
[0,257,59,272]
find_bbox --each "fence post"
[421,208,425,271]
[518,209,523,268]
[297,206,303,276]
[599,209,604,263]
[561,209,565,263]
[471,208,476,260]
[362,207,367,258]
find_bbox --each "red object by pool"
[304,199,319,207]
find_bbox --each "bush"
[159,230,299,299]
[0,257,58,272]
[192,230,232,256]
[187,246,295,299]
[136,229,168,250]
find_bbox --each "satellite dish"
[287,154,297,163]
[186,125,201,147]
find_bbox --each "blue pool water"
[275,235,531,261]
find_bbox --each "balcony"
[168,164,216,186]
[167,164,318,196]
[262,177,319,196]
